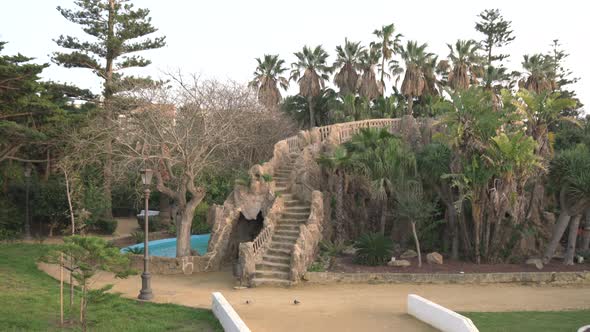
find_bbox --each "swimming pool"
[121,233,211,257]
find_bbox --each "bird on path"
[293,299,300,305]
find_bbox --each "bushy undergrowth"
[353,233,393,266]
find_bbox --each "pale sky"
[1,0,588,113]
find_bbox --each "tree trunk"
[63,167,76,235]
[472,193,484,264]
[543,210,571,263]
[582,208,590,251]
[176,195,204,257]
[407,95,414,116]
[103,138,113,219]
[379,199,387,236]
[159,193,172,224]
[447,202,459,260]
[411,221,422,267]
[334,171,345,243]
[308,96,315,129]
[564,214,581,265]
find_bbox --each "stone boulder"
[525,258,544,270]
[400,249,418,259]
[388,259,411,267]
[426,252,443,265]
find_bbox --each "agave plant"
[353,232,394,266]
[124,246,145,255]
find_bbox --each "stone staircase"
[251,158,311,287]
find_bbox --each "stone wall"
[290,190,324,282]
[129,254,211,275]
[304,271,590,285]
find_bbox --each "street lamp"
[138,168,154,301]
[24,163,32,240]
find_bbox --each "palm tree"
[521,54,555,93]
[333,39,364,96]
[543,144,590,264]
[249,54,289,109]
[400,41,431,115]
[421,55,440,97]
[290,45,332,128]
[447,39,480,90]
[357,47,383,101]
[372,24,403,94]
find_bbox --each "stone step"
[262,254,291,264]
[274,229,300,237]
[270,241,295,250]
[285,206,310,212]
[275,224,301,232]
[276,181,289,186]
[279,218,307,224]
[256,261,290,273]
[266,247,292,256]
[272,234,298,242]
[255,270,290,280]
[251,278,291,287]
[274,177,289,182]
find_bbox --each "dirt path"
[38,263,590,332]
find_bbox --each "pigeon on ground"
[293,299,300,305]
[245,300,251,304]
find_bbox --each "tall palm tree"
[249,54,289,109]
[521,54,555,93]
[372,23,403,94]
[400,41,431,115]
[333,39,364,96]
[421,55,440,97]
[357,47,383,101]
[290,45,332,128]
[447,39,480,90]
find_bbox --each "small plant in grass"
[261,174,273,182]
[44,236,135,331]
[307,261,326,272]
[353,233,393,266]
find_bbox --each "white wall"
[211,292,251,332]
[407,294,479,332]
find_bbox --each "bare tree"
[115,75,294,257]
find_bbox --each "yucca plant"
[124,246,144,255]
[353,232,393,266]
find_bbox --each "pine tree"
[53,0,166,218]
[475,9,515,88]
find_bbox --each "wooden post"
[60,253,64,326]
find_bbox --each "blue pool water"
[121,233,211,257]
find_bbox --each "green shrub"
[261,174,273,182]
[93,218,117,235]
[307,261,326,272]
[353,233,393,266]
[191,202,210,234]
[0,197,23,239]
[124,247,144,254]
[131,231,144,244]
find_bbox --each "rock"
[400,249,418,259]
[388,259,411,267]
[342,246,357,255]
[576,255,585,264]
[426,252,443,265]
[526,258,544,270]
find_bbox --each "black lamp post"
[138,168,154,301]
[24,163,32,240]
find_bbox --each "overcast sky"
[1,0,588,113]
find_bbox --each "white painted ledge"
[211,292,251,332]
[407,294,479,332]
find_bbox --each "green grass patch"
[0,243,222,331]
[464,310,590,332]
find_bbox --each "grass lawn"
[0,243,222,332]
[464,310,590,332]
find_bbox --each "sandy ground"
[39,262,590,332]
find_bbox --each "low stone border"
[408,294,479,332]
[212,292,251,332]
[128,254,211,275]
[304,271,590,285]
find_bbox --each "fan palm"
[290,45,332,128]
[357,47,383,101]
[447,39,480,90]
[520,54,555,93]
[249,54,289,109]
[372,24,403,93]
[333,39,364,96]
[400,41,431,115]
